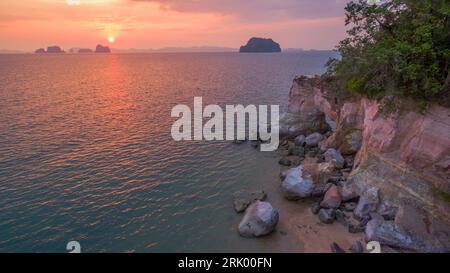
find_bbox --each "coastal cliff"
[280,76,450,252]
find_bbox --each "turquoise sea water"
[0,52,334,252]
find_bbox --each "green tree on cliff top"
[327,0,450,109]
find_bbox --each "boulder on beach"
[281,166,314,200]
[233,190,267,213]
[320,185,342,209]
[239,37,281,53]
[95,44,111,53]
[281,163,333,200]
[238,201,279,238]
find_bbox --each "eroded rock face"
[280,76,331,138]
[358,98,450,182]
[281,166,314,200]
[238,201,279,238]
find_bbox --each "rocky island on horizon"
[34,44,111,54]
[95,44,111,53]
[34,46,65,54]
[239,37,282,53]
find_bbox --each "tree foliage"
[327,0,450,109]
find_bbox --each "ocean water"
[0,52,333,252]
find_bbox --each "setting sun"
[108,36,115,43]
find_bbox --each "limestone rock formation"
[239,37,281,53]
[279,76,331,138]
[46,46,64,53]
[95,44,111,53]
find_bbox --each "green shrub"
[327,0,450,111]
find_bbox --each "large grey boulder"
[238,201,279,238]
[281,163,333,200]
[281,166,313,200]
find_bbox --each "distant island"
[95,44,111,53]
[35,46,65,53]
[78,48,93,53]
[113,46,237,53]
[34,45,111,54]
[239,37,281,53]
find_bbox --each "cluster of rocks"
[277,129,450,252]
[34,44,111,54]
[277,130,388,252]
[233,190,279,238]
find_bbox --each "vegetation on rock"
[327,0,450,110]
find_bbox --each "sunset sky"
[0,0,350,51]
